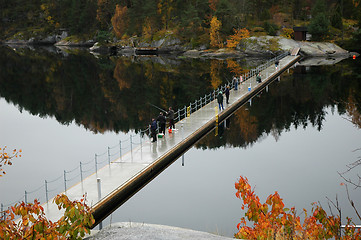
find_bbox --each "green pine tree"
[308,0,330,41]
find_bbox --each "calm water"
[1,45,361,237]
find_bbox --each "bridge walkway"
[43,54,301,227]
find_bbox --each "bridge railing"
[0,130,152,217]
[170,51,289,126]
[0,52,290,216]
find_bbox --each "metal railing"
[0,52,290,216]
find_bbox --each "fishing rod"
[148,102,167,113]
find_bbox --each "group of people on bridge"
[150,107,175,142]
[150,70,266,142]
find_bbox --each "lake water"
[1,46,360,237]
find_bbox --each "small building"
[293,27,308,41]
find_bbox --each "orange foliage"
[226,28,250,48]
[111,5,128,39]
[235,176,361,239]
[0,147,21,177]
[226,60,248,79]
[232,108,259,143]
[113,59,131,91]
[210,60,222,89]
[209,0,219,12]
[0,194,94,239]
[346,94,361,129]
[96,0,115,29]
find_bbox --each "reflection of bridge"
[29,52,302,227]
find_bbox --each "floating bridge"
[2,51,301,228]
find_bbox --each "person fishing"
[217,90,224,111]
[150,118,157,142]
[157,112,166,135]
[167,107,175,130]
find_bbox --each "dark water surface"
[1,46,361,237]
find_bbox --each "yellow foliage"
[210,16,222,48]
[280,28,294,39]
[142,17,153,40]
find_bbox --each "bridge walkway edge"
[41,54,301,227]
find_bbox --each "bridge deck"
[43,54,301,225]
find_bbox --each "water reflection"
[197,60,361,149]
[0,46,265,134]
[1,45,361,237]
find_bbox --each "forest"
[1,0,361,49]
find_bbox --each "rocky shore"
[2,34,359,58]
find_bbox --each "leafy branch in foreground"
[0,194,94,239]
[235,176,361,239]
[0,147,21,177]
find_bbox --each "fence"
[0,52,289,218]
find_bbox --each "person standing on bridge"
[256,72,262,83]
[275,60,279,70]
[233,76,238,90]
[150,118,157,142]
[157,112,166,135]
[225,86,230,104]
[217,91,224,111]
[167,107,175,130]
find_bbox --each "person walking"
[157,112,166,135]
[233,76,238,90]
[256,72,262,83]
[217,91,224,111]
[225,86,230,104]
[150,118,157,142]
[167,107,175,130]
[275,60,279,70]
[240,75,243,84]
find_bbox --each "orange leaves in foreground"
[0,147,21,177]
[234,176,361,239]
[0,194,94,239]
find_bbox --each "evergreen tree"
[308,0,330,41]
[330,1,343,29]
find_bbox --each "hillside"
[1,0,361,51]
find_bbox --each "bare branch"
[345,184,361,222]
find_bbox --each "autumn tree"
[209,0,219,12]
[226,28,249,48]
[0,194,94,239]
[210,16,222,48]
[157,0,174,29]
[0,148,94,239]
[235,176,361,239]
[111,4,128,39]
[97,0,116,29]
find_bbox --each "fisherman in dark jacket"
[150,118,157,142]
[217,91,224,111]
[167,107,175,130]
[157,112,166,134]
